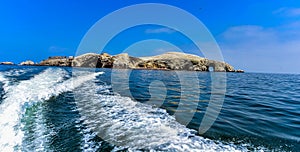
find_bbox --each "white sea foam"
[75,80,248,152]
[77,127,102,152]
[0,68,103,152]
[0,68,66,151]
[31,106,55,152]
[0,68,39,93]
[0,73,5,82]
[21,104,56,152]
[0,72,6,85]
[0,72,10,93]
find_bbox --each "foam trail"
[0,68,103,151]
[51,71,104,94]
[21,104,56,152]
[0,73,5,82]
[31,106,54,152]
[0,68,66,151]
[75,80,247,152]
[0,68,40,93]
[4,69,27,77]
[0,72,10,93]
[77,127,102,152]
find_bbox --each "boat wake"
[0,67,252,151]
[75,76,248,152]
[0,68,103,151]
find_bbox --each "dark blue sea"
[0,65,299,151]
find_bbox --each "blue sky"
[0,0,300,73]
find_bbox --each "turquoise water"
[0,65,299,151]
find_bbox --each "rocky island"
[0,62,14,65]
[35,52,243,72]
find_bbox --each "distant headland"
[0,52,244,72]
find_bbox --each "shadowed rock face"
[37,52,240,72]
[99,53,113,68]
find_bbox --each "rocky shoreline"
[1,52,244,72]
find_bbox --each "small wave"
[0,68,103,151]
[75,80,247,152]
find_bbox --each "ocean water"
[0,65,299,152]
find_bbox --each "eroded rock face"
[40,56,72,67]
[207,60,235,72]
[112,53,142,69]
[72,53,99,67]
[40,52,240,72]
[98,53,113,68]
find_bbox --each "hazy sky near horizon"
[0,0,300,73]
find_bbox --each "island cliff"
[37,52,243,72]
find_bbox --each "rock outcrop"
[71,53,98,67]
[20,60,35,66]
[98,53,114,68]
[69,52,239,72]
[0,62,14,65]
[235,69,245,73]
[40,56,73,67]
[112,53,142,69]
